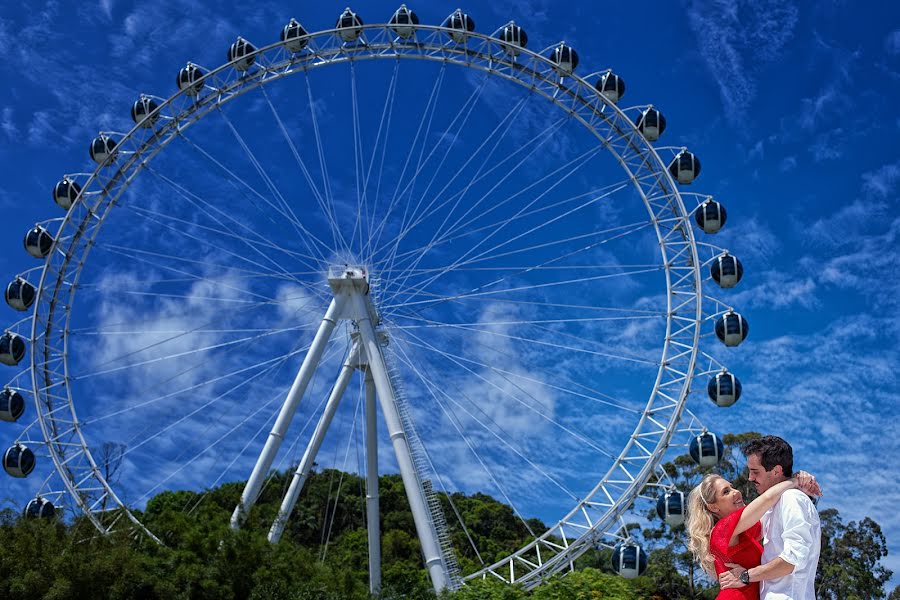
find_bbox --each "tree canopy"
[0,433,893,599]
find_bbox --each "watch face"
[740,570,750,584]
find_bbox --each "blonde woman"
[686,473,820,599]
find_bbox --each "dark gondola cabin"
[24,226,53,259]
[24,497,55,519]
[0,332,25,366]
[668,150,701,184]
[444,9,475,44]
[695,198,726,234]
[177,63,204,95]
[336,8,364,42]
[281,18,309,52]
[89,134,117,164]
[0,387,25,422]
[595,71,625,104]
[708,370,742,407]
[656,490,685,527]
[635,107,666,141]
[228,37,257,71]
[611,543,648,579]
[3,443,35,478]
[715,310,748,347]
[53,177,81,210]
[498,22,528,55]
[550,43,578,75]
[6,277,36,312]
[690,432,724,466]
[711,253,743,288]
[131,96,159,128]
[389,5,419,39]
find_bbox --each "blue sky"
[1,0,899,588]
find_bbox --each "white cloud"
[862,160,900,199]
[685,0,798,126]
[100,0,115,19]
[1,107,16,139]
[885,29,900,54]
[779,156,797,172]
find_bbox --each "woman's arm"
[732,479,798,538]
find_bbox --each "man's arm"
[720,559,794,589]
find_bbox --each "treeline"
[0,433,895,599]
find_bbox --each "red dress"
[710,506,762,600]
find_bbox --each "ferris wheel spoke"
[382,178,632,273]
[394,323,643,414]
[143,166,325,273]
[396,331,619,460]
[213,106,335,265]
[119,202,322,276]
[417,160,663,269]
[366,64,447,263]
[379,143,611,307]
[101,209,304,286]
[132,384,284,505]
[384,90,535,284]
[383,265,661,313]
[84,336,326,427]
[303,75,349,258]
[381,221,657,313]
[385,217,654,309]
[391,343,538,538]
[390,336,579,503]
[383,263,662,275]
[348,61,367,254]
[360,61,400,264]
[121,345,297,456]
[176,129,335,266]
[257,84,335,240]
[369,107,570,270]
[96,243,329,303]
[74,323,313,382]
[396,322,641,415]
[379,71,488,276]
[391,313,658,367]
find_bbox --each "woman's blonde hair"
[686,473,723,576]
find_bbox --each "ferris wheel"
[2,5,750,594]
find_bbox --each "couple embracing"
[687,435,822,600]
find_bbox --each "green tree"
[815,508,893,599]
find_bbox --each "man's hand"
[719,563,747,589]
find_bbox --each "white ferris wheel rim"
[25,22,704,587]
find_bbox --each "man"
[720,435,821,599]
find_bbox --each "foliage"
[815,508,893,599]
[0,433,895,599]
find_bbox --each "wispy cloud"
[862,160,900,198]
[885,28,900,54]
[685,0,798,128]
[1,107,17,139]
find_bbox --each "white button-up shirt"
[760,489,821,600]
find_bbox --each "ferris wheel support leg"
[365,368,382,595]
[230,294,347,530]
[267,341,360,543]
[351,292,449,593]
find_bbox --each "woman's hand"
[793,470,822,497]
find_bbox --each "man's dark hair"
[742,435,793,477]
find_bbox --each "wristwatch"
[740,570,751,585]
